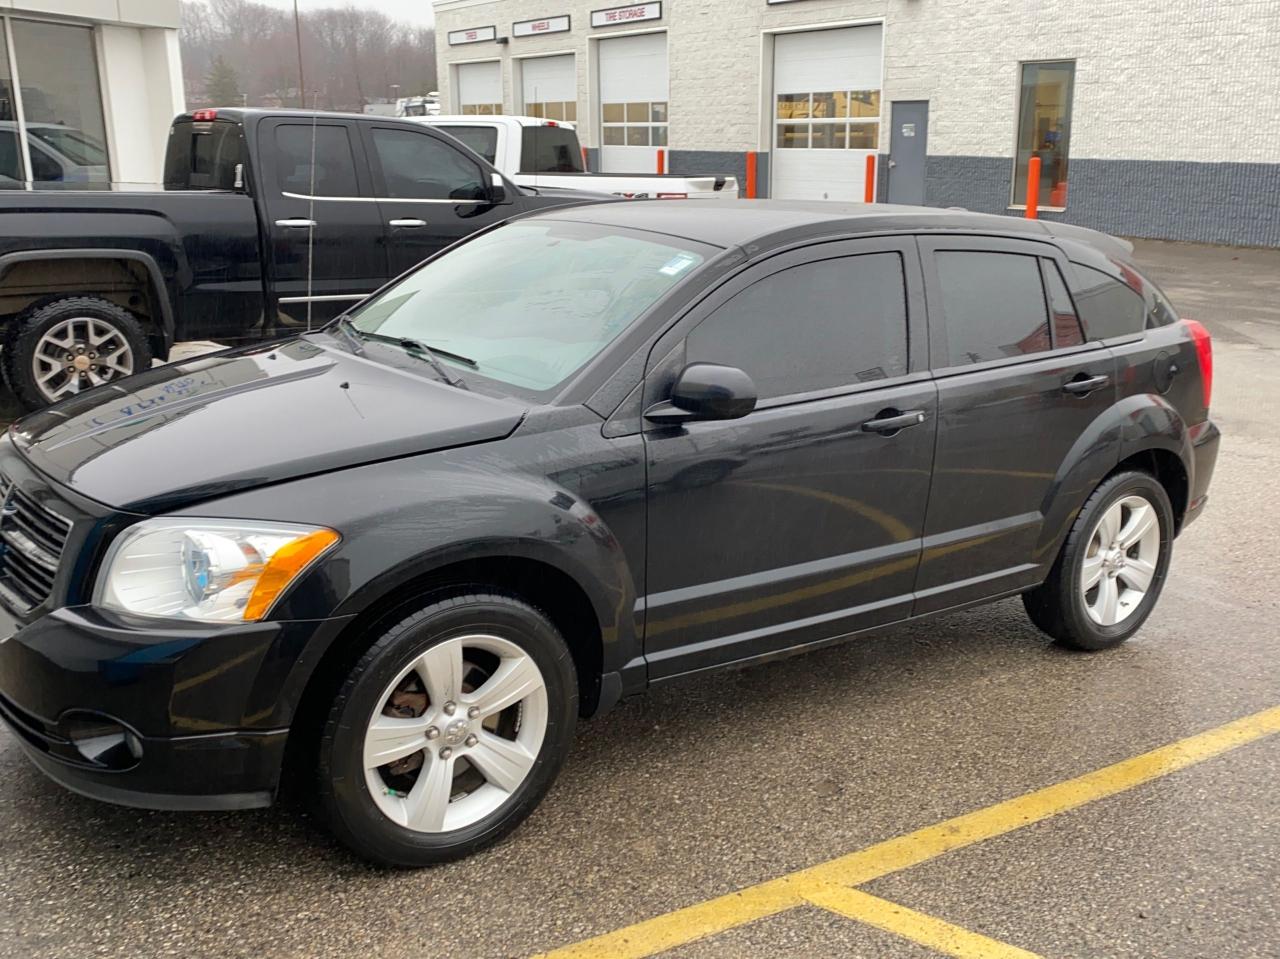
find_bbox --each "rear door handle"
[1062,374,1110,395]
[861,409,927,435]
[274,218,316,229]
[389,218,428,228]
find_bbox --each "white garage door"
[521,54,577,121]
[771,25,883,201]
[598,32,667,173]
[457,61,502,115]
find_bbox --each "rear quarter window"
[520,126,584,173]
[1070,263,1146,339]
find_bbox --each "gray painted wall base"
[925,156,1280,248]
[669,150,768,198]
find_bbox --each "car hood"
[10,337,527,513]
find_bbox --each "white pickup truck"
[414,115,739,201]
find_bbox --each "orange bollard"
[581,146,589,172]
[656,148,665,174]
[745,151,758,199]
[864,153,876,203]
[1026,155,1041,219]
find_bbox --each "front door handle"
[275,218,316,229]
[861,408,927,435]
[389,218,428,228]
[1062,374,1110,395]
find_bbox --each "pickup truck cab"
[417,115,740,202]
[0,108,600,409]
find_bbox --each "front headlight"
[95,519,340,623]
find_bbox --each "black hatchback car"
[0,202,1218,865]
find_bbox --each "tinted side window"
[437,125,499,165]
[520,126,584,173]
[275,124,359,197]
[1043,260,1084,347]
[935,252,1050,365]
[164,121,244,190]
[1071,263,1145,339]
[686,253,909,400]
[371,128,487,200]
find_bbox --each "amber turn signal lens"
[243,528,340,621]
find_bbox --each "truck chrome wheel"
[34,316,134,400]
[1080,494,1161,627]
[363,633,548,833]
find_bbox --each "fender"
[1034,392,1192,570]
[192,456,642,730]
[0,248,177,349]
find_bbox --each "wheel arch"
[0,249,176,355]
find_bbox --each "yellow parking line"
[804,885,1042,959]
[534,705,1280,959]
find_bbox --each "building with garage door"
[1,0,184,190]
[433,0,1280,247]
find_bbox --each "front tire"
[1023,470,1174,651]
[2,296,152,410]
[318,592,577,867]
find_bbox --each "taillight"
[1183,319,1213,411]
[192,109,218,121]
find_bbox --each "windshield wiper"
[327,314,365,355]
[352,329,473,389]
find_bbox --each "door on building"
[598,32,668,173]
[887,101,929,204]
[520,54,577,122]
[770,25,883,201]
[456,61,503,114]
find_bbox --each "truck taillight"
[192,109,218,121]
[545,120,558,127]
[1183,319,1213,411]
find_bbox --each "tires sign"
[448,25,497,45]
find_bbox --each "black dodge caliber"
[0,202,1219,865]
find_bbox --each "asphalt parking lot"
[0,238,1277,959]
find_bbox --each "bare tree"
[180,0,436,111]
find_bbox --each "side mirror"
[644,363,758,424]
[488,172,508,204]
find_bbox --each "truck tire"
[2,296,153,410]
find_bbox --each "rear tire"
[317,591,577,867]
[1023,470,1174,651]
[2,295,152,410]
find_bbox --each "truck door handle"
[861,409,927,435]
[1062,374,1110,395]
[389,218,428,228]
[275,218,316,229]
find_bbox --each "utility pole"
[293,0,306,108]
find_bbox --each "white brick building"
[434,0,1280,246]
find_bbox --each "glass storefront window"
[8,18,110,188]
[1012,60,1074,208]
[0,29,19,184]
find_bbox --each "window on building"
[275,124,359,197]
[686,253,909,399]
[525,101,577,122]
[1070,263,1146,340]
[461,102,503,116]
[0,33,19,183]
[934,252,1051,365]
[1012,60,1074,209]
[370,127,485,200]
[601,101,667,147]
[776,90,880,150]
[8,18,110,188]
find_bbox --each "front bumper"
[0,602,328,811]
[1182,418,1220,530]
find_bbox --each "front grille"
[0,473,72,613]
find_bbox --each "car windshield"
[347,220,712,392]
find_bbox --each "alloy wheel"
[1080,494,1161,627]
[33,316,135,402]
[363,634,548,833]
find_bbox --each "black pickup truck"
[0,108,601,409]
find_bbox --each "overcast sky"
[255,0,435,28]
